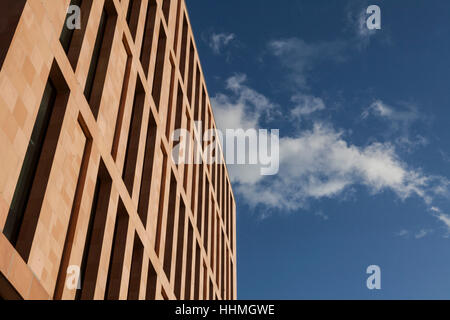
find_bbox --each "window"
[151,27,167,109]
[126,0,141,40]
[76,161,113,300]
[140,0,157,76]
[84,2,117,118]
[127,233,144,300]
[59,0,93,69]
[0,0,26,70]
[3,61,69,262]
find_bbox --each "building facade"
[0,0,236,300]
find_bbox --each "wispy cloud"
[415,229,433,239]
[315,211,329,221]
[430,207,450,235]
[395,229,433,239]
[395,229,409,237]
[268,38,346,89]
[211,77,449,211]
[362,100,429,151]
[290,94,326,119]
[208,32,235,54]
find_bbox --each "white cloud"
[236,123,445,210]
[415,229,432,239]
[395,229,409,237]
[430,207,450,235]
[362,100,419,126]
[211,74,276,132]
[362,100,428,151]
[291,94,326,119]
[211,76,449,212]
[209,32,235,54]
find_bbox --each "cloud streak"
[209,32,235,54]
[211,76,449,212]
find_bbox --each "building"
[0,0,236,300]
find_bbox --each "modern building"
[0,0,236,300]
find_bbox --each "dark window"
[59,0,82,53]
[174,201,186,299]
[163,174,177,278]
[122,77,145,194]
[162,0,171,24]
[145,261,157,300]
[76,161,113,300]
[59,0,93,70]
[54,119,92,300]
[151,27,167,109]
[0,0,27,70]
[179,16,188,79]
[184,223,193,299]
[105,199,129,300]
[127,233,144,300]
[126,0,141,40]
[137,110,157,227]
[3,61,69,262]
[84,2,117,118]
[139,0,157,76]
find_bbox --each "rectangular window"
[126,0,141,40]
[155,149,168,256]
[111,36,133,161]
[127,233,144,300]
[194,242,201,300]
[184,223,193,299]
[60,0,93,69]
[165,63,176,141]
[162,0,171,24]
[191,164,198,214]
[139,0,157,76]
[0,0,26,70]
[174,201,185,299]
[187,41,195,105]
[151,27,167,109]
[54,118,92,300]
[215,217,220,287]
[84,2,117,118]
[173,0,181,54]
[196,165,204,235]
[210,201,216,269]
[179,15,188,80]
[145,261,157,300]
[209,278,214,300]
[221,233,225,298]
[203,262,208,300]
[183,113,191,191]
[3,61,69,262]
[137,111,157,227]
[203,184,210,252]
[194,66,201,121]
[163,174,177,278]
[59,0,82,52]
[105,199,129,300]
[76,161,113,300]
[122,77,145,194]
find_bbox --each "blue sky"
[186,0,450,299]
